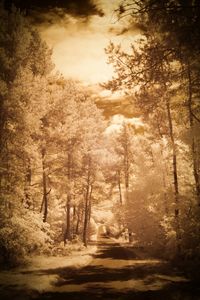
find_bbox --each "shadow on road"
[94,242,139,260]
[2,239,199,300]
[40,287,200,300]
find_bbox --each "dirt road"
[1,238,200,299]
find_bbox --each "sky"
[7,0,142,124]
[8,0,140,86]
[36,0,138,86]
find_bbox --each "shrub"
[0,209,53,267]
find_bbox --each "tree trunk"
[166,96,181,253]
[24,158,32,208]
[75,205,82,235]
[162,170,169,215]
[83,160,91,247]
[88,185,93,222]
[83,190,89,247]
[117,170,123,204]
[0,95,6,156]
[123,125,130,202]
[64,194,71,243]
[187,62,200,205]
[64,152,72,243]
[160,147,169,215]
[41,148,48,222]
[72,205,76,237]
[124,145,129,195]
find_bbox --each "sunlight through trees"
[0,2,200,282]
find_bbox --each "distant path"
[39,237,198,300]
[0,237,199,299]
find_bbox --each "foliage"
[104,0,200,261]
[1,1,200,273]
[0,4,107,266]
[0,209,53,267]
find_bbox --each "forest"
[0,0,200,291]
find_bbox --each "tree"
[38,78,106,245]
[105,38,182,252]
[104,0,200,257]
[114,0,200,205]
[0,6,54,265]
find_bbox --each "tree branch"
[192,111,200,124]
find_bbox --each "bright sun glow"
[39,1,138,85]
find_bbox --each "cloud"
[105,114,144,135]
[39,14,115,84]
[38,8,139,85]
[4,0,140,86]
[5,0,104,21]
[108,24,141,36]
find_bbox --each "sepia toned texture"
[0,1,200,299]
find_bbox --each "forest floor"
[0,238,200,300]
[0,243,97,299]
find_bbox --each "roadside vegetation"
[0,2,200,282]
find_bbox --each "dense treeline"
[0,5,106,266]
[1,1,200,276]
[104,0,200,265]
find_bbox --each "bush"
[0,209,53,267]
[51,240,85,256]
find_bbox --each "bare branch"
[192,111,200,124]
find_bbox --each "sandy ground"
[0,239,199,300]
[0,245,97,293]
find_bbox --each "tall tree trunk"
[64,152,72,243]
[64,194,71,242]
[187,62,200,205]
[117,170,123,204]
[124,144,129,197]
[0,95,5,156]
[72,205,76,237]
[88,185,93,222]
[83,189,90,247]
[24,158,32,208]
[123,126,130,204]
[75,204,82,235]
[83,160,91,247]
[162,168,169,215]
[166,96,181,253]
[0,96,8,211]
[41,148,48,222]
[160,147,169,215]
